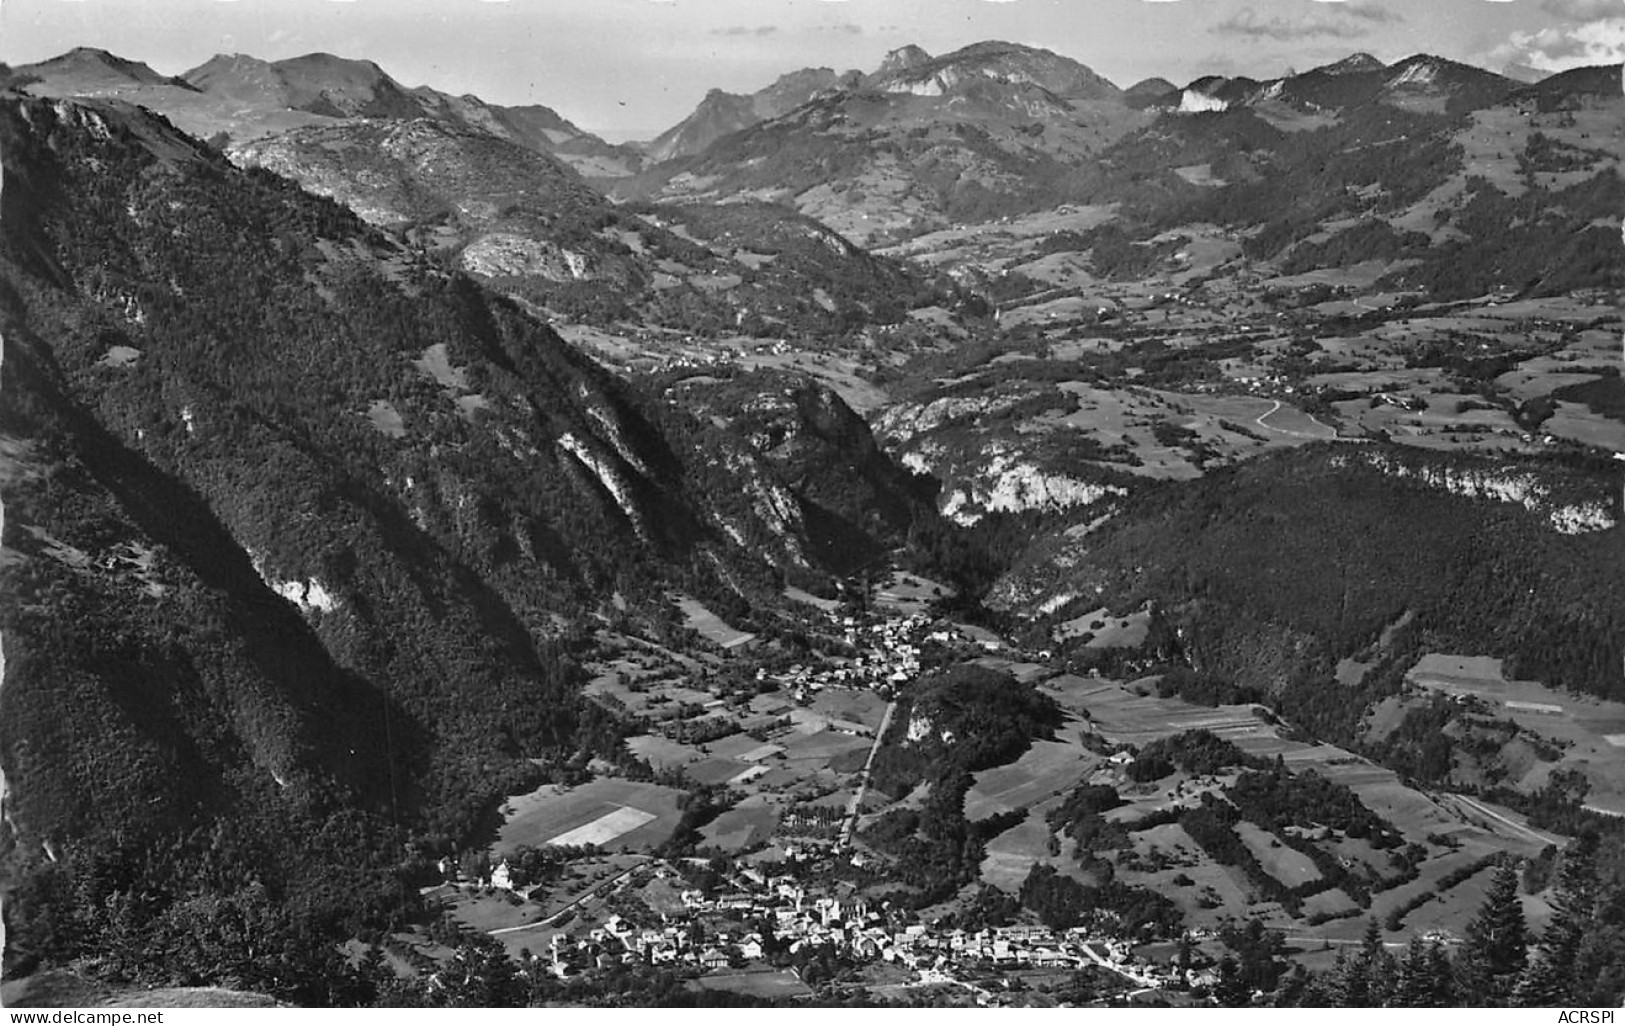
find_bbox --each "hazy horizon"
[3,0,1619,140]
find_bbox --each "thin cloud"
[1214,7,1381,41]
[1540,0,1625,20]
[1340,2,1403,24]
[711,25,778,37]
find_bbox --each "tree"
[1457,859,1529,1006]
[1344,918,1395,1007]
[1515,835,1596,1005]
[1214,954,1252,1007]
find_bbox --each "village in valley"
[400,565,1601,1006]
[404,573,1187,1004]
[431,847,1172,1004]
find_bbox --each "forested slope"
[0,94,842,993]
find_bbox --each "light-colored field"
[1256,401,1338,440]
[700,803,782,852]
[1116,835,1261,931]
[979,804,1091,891]
[627,734,703,770]
[1407,652,1625,815]
[808,688,891,730]
[1545,403,1625,450]
[965,734,1101,819]
[1301,888,1359,920]
[545,805,657,848]
[413,342,469,390]
[1235,822,1321,888]
[686,758,753,787]
[495,779,685,855]
[735,349,892,413]
[873,569,952,614]
[1054,607,1150,647]
[784,585,840,612]
[694,969,813,999]
[442,886,544,934]
[1070,681,1268,746]
[780,728,871,764]
[673,593,755,649]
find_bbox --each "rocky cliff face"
[662,369,935,571]
[1334,450,1616,534]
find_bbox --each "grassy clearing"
[673,593,756,649]
[873,569,951,614]
[965,733,1101,819]
[808,689,890,730]
[1054,606,1150,647]
[444,887,541,934]
[780,728,871,763]
[627,733,703,770]
[694,968,813,999]
[1235,822,1322,888]
[978,803,1096,892]
[701,803,782,851]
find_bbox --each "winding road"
[1255,398,1341,441]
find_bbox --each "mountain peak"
[21,47,173,89]
[878,39,1121,101]
[1318,52,1386,76]
[873,44,932,80]
[1125,76,1177,97]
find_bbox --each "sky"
[2,0,1620,140]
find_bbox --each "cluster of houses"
[762,612,994,702]
[530,859,1174,992]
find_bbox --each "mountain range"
[2,31,1625,1008]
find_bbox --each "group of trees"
[1277,839,1625,1006]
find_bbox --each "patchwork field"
[495,779,686,855]
[1406,652,1625,816]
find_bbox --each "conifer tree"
[1458,859,1529,1006]
[1353,917,1396,1006]
[1516,835,1596,1005]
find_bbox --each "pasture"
[673,593,756,649]
[626,734,703,771]
[964,733,1102,819]
[1235,822,1321,888]
[693,969,813,1000]
[1407,652,1625,816]
[873,569,950,614]
[979,804,1093,892]
[1053,606,1150,647]
[701,802,783,852]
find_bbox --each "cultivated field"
[495,779,686,854]
[1407,652,1625,816]
[964,731,1102,819]
[693,969,813,1000]
[673,593,756,649]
